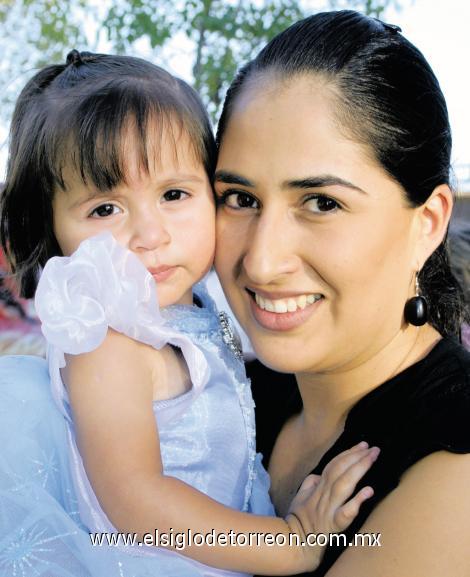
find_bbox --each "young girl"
[0,50,379,577]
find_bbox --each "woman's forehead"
[228,71,336,120]
[216,82,401,200]
[218,79,347,164]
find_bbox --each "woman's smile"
[248,288,324,331]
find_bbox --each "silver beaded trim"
[218,311,243,361]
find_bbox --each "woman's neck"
[295,325,442,437]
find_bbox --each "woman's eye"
[162,189,189,202]
[219,192,259,210]
[304,195,340,213]
[89,204,121,218]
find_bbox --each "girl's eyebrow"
[70,189,112,209]
[283,176,367,194]
[214,170,255,188]
[158,174,206,185]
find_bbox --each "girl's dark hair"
[1,51,216,298]
[217,10,467,337]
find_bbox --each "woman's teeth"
[254,293,322,313]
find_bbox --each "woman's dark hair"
[1,51,216,298]
[217,10,468,337]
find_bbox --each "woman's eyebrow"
[214,170,255,187]
[284,175,367,194]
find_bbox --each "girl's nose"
[128,209,171,253]
[242,211,301,286]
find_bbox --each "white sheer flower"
[35,232,160,354]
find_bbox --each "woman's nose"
[128,209,171,252]
[242,212,301,285]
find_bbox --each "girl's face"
[215,76,424,374]
[53,126,215,308]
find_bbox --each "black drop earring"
[404,272,428,326]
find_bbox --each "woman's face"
[215,76,422,374]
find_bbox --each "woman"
[214,10,470,576]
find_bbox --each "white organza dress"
[0,233,274,577]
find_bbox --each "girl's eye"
[89,204,121,218]
[219,191,259,210]
[304,195,340,213]
[162,189,189,202]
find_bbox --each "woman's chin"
[249,338,319,375]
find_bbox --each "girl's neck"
[295,325,442,437]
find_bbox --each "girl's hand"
[286,441,380,571]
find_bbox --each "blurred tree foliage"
[327,0,401,17]
[104,0,306,117]
[0,0,400,122]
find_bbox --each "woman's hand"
[286,442,380,571]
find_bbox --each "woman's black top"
[247,338,470,576]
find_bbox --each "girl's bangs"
[43,81,204,193]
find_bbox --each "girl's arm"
[64,329,376,575]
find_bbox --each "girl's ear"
[414,184,453,269]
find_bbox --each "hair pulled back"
[217,10,467,337]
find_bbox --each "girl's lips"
[148,266,178,283]
[248,292,323,331]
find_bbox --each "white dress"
[0,233,274,577]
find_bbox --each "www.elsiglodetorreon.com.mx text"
[90,529,382,550]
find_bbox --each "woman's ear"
[414,184,453,268]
